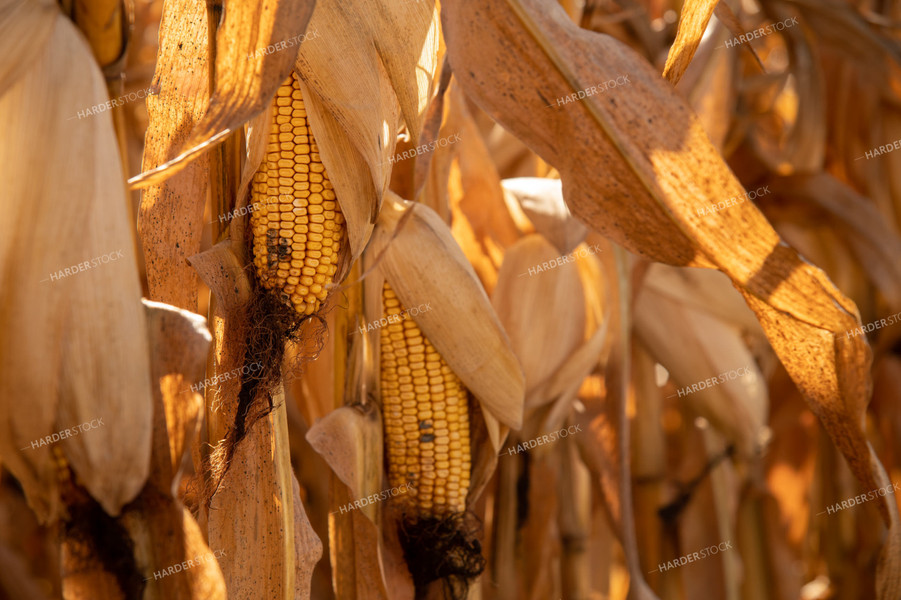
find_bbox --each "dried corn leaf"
[137,0,209,309]
[207,385,321,600]
[662,0,719,85]
[367,193,525,435]
[306,405,390,599]
[129,0,315,188]
[441,4,900,595]
[635,283,769,456]
[126,300,225,600]
[0,3,152,521]
[768,173,901,310]
[296,0,440,154]
[501,178,587,255]
[492,235,584,393]
[0,0,56,94]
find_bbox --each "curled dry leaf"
[501,177,588,255]
[673,15,738,152]
[491,234,608,424]
[305,404,392,600]
[129,0,316,188]
[441,3,900,595]
[0,2,152,521]
[635,280,769,457]
[366,193,525,438]
[140,300,210,493]
[746,5,826,175]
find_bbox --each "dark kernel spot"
[420,433,435,443]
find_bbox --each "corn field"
[3,0,901,598]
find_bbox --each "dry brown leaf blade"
[137,0,210,309]
[442,2,901,594]
[662,0,719,85]
[501,178,588,255]
[128,0,316,189]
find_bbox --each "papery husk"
[0,0,152,521]
[500,178,587,255]
[288,0,442,261]
[366,193,525,441]
[491,235,586,398]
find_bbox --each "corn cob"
[380,283,471,517]
[250,73,345,315]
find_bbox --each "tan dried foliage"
[0,0,152,521]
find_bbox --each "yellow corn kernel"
[380,283,470,517]
[250,72,345,315]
